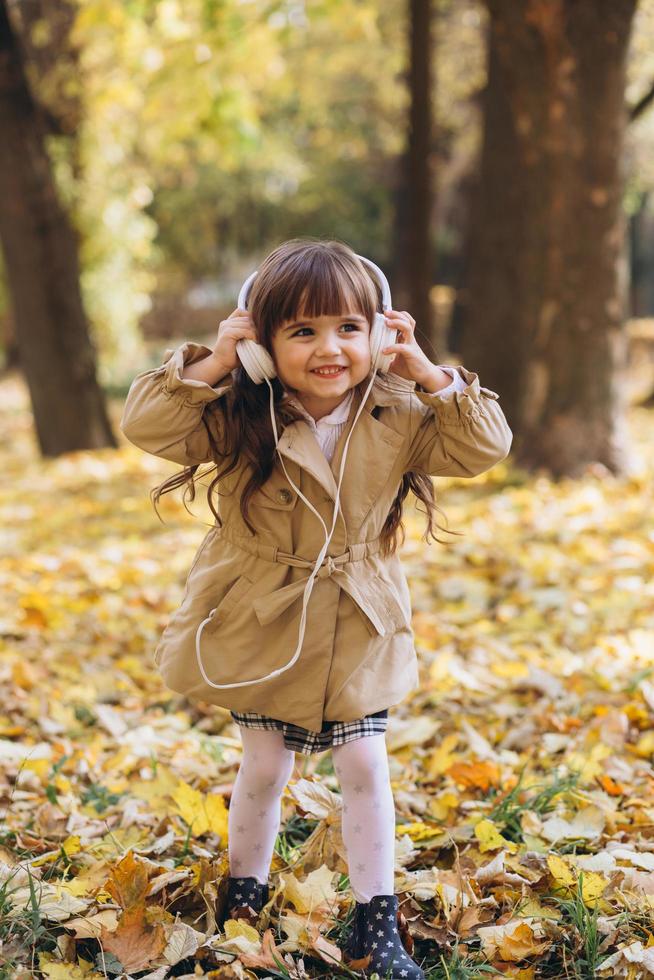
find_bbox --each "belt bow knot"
[318,555,337,578]
[251,547,407,638]
[217,527,409,639]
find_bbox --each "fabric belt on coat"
[216,524,408,637]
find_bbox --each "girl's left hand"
[381,310,433,383]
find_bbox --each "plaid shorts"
[229,708,389,755]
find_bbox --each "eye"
[291,323,362,337]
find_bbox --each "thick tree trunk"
[0,0,115,455]
[391,0,435,352]
[460,0,637,477]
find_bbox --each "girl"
[121,238,512,978]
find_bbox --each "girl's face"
[271,307,372,419]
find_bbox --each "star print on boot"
[344,894,425,979]
[220,875,270,929]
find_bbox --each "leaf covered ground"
[1,375,654,980]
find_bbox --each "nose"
[316,336,342,355]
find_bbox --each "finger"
[385,313,410,327]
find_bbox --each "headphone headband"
[237,253,392,312]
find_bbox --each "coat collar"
[275,373,416,508]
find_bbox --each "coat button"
[277,488,293,503]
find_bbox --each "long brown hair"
[152,238,460,556]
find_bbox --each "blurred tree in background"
[460,0,638,477]
[0,0,115,454]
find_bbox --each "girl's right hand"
[211,309,259,374]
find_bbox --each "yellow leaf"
[522,833,549,853]
[427,734,459,777]
[131,766,180,815]
[491,661,530,679]
[625,703,649,725]
[172,781,209,835]
[635,731,654,758]
[62,835,81,858]
[547,854,575,888]
[517,897,562,921]
[280,865,338,914]
[38,953,102,979]
[90,827,149,858]
[224,918,261,943]
[24,759,50,779]
[566,743,612,782]
[475,818,518,853]
[54,774,73,794]
[171,780,228,841]
[428,791,458,820]
[204,792,229,841]
[61,862,111,899]
[103,746,133,775]
[399,821,439,841]
[579,870,608,906]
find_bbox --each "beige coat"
[120,342,513,731]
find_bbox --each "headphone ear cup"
[236,338,277,384]
[370,312,397,374]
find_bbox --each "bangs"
[285,256,376,323]
[249,241,380,336]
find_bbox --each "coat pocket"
[202,574,255,635]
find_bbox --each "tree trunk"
[0,0,115,455]
[391,0,435,354]
[460,0,638,477]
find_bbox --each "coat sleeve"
[120,341,234,466]
[405,365,513,477]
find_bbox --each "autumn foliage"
[1,380,654,977]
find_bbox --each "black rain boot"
[220,875,270,928]
[345,894,425,979]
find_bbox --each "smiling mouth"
[311,367,347,377]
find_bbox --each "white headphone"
[195,254,399,690]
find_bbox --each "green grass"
[0,867,60,977]
[484,767,582,844]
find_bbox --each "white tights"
[228,729,395,902]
